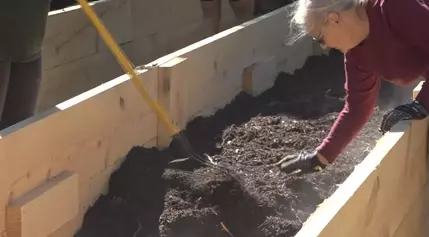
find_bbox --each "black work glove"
[379,100,428,134]
[278,150,327,174]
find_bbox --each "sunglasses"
[312,27,325,45]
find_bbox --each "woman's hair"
[286,0,369,44]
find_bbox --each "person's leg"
[0,62,12,121]
[229,0,255,23]
[0,57,42,129]
[200,0,222,33]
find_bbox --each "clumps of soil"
[76,53,387,237]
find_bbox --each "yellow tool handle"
[76,0,180,135]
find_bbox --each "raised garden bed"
[75,53,387,237]
[1,4,426,237]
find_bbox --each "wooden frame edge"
[143,6,291,68]
[295,81,426,236]
[295,122,410,237]
[413,81,424,100]
[0,68,148,138]
[48,0,107,16]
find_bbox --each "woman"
[0,0,52,130]
[279,0,429,173]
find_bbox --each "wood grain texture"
[6,171,79,237]
[296,82,429,237]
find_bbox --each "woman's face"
[308,9,369,53]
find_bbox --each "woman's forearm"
[316,102,376,163]
[321,49,382,163]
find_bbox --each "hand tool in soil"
[75,0,230,171]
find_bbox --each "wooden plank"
[413,81,424,99]
[294,80,428,237]
[157,57,187,149]
[0,68,157,237]
[0,68,157,190]
[37,47,125,113]
[241,56,277,96]
[393,182,429,237]
[242,64,254,95]
[295,117,429,237]
[388,78,429,237]
[361,123,427,236]
[148,6,315,122]
[6,171,79,237]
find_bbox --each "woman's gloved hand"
[278,150,327,174]
[379,100,428,134]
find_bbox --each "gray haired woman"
[279,0,429,173]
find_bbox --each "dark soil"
[75,53,390,237]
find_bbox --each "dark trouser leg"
[201,0,222,33]
[0,62,12,121]
[230,0,255,23]
[0,57,42,129]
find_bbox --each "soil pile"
[75,53,385,237]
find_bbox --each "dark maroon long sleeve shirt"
[316,0,429,162]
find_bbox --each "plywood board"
[6,171,79,237]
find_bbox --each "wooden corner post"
[156,57,187,149]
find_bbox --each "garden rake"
[75,0,224,171]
